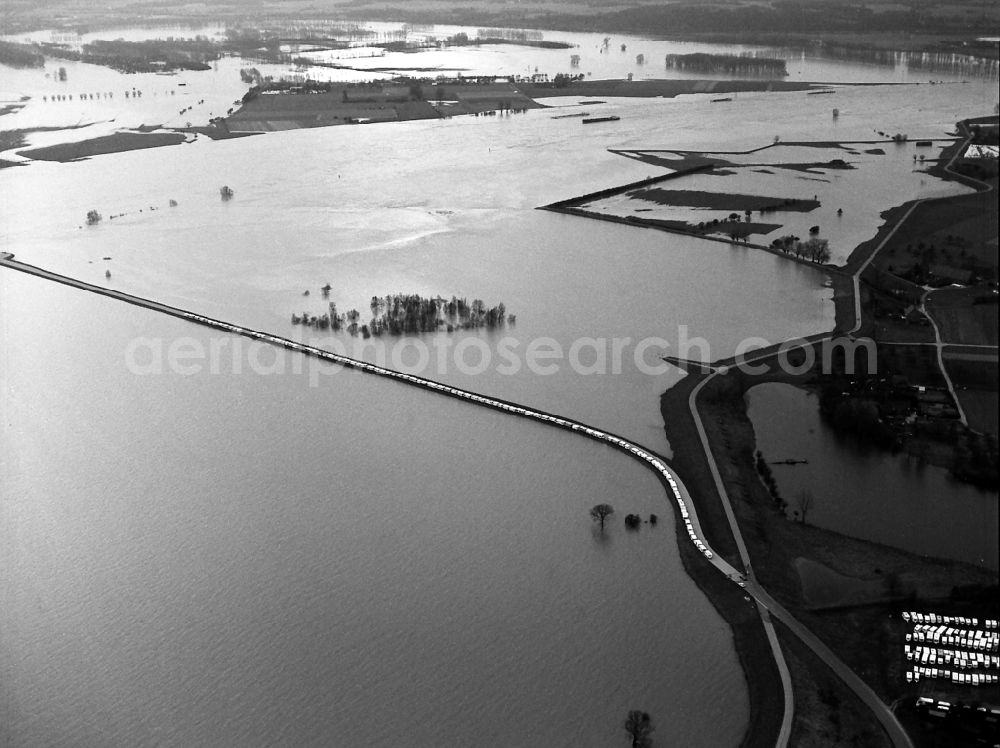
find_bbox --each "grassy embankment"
[662,356,997,745]
[539,142,854,266]
[659,129,998,744]
[15,131,188,162]
[1,124,111,167]
[518,78,817,100]
[660,370,784,748]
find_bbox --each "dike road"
[673,123,988,748]
[0,252,743,587]
[3,123,988,748]
[9,251,905,746]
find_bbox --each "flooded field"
[578,139,973,263]
[1,18,997,747]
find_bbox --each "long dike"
[1,254,740,583]
[539,162,715,211]
[534,159,844,268]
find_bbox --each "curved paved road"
[7,130,983,746]
[689,345,915,747]
[915,129,996,431]
[679,130,990,748]
[3,127,991,748]
[0,255,736,585]
[688,368,796,747]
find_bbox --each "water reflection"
[0,270,749,747]
[747,382,998,570]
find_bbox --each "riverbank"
[519,78,819,100]
[5,0,999,60]
[7,124,260,163]
[16,130,188,162]
[662,357,997,743]
[1,124,101,166]
[538,136,951,273]
[5,77,825,166]
[1,251,763,743]
[706,369,995,669]
[658,121,997,744]
[660,371,783,748]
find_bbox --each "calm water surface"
[0,95,845,454]
[747,383,998,570]
[1,26,996,746]
[0,270,748,746]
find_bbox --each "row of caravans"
[903,611,1000,629]
[908,625,1000,651]
[908,668,998,685]
[179,310,717,563]
[906,645,1000,670]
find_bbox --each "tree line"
[770,235,832,263]
[9,31,293,75]
[589,504,657,531]
[0,40,44,68]
[29,38,221,73]
[664,52,787,76]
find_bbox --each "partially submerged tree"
[590,503,614,531]
[85,209,102,225]
[624,710,654,748]
[801,236,831,264]
[794,489,814,524]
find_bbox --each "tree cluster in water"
[770,235,831,263]
[291,293,515,337]
[817,374,998,488]
[30,38,219,73]
[3,30,298,75]
[0,40,44,68]
[664,53,787,77]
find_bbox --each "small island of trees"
[664,52,787,77]
[291,292,514,337]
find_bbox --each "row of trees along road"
[770,234,832,263]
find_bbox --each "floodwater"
[1,20,997,747]
[0,269,748,747]
[2,20,996,143]
[584,140,974,264]
[9,21,997,85]
[0,89,845,454]
[746,383,998,570]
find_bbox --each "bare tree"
[590,503,614,531]
[793,489,814,524]
[624,710,654,748]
